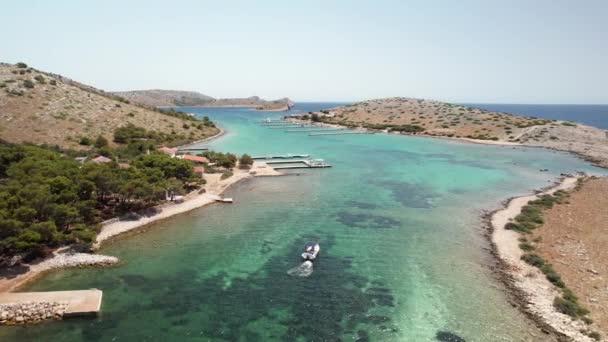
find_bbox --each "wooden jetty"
[309,131,374,136]
[252,154,310,160]
[0,289,103,317]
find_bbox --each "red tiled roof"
[157,146,178,155]
[118,163,131,169]
[182,154,209,163]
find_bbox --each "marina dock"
[0,289,103,317]
[266,159,332,169]
[309,131,374,136]
[286,128,345,133]
[267,125,311,129]
[177,147,209,152]
[252,154,310,160]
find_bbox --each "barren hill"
[301,97,608,167]
[0,63,219,149]
[114,90,293,111]
[112,89,214,107]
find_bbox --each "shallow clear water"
[2,104,605,341]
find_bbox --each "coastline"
[0,162,281,293]
[95,161,281,246]
[186,104,290,111]
[176,125,226,149]
[0,116,280,294]
[286,117,608,168]
[490,176,596,342]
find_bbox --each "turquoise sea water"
[2,104,606,341]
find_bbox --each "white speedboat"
[301,242,320,261]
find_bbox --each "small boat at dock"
[301,242,320,261]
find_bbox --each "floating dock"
[0,289,103,317]
[309,131,374,136]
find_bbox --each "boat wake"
[287,260,314,277]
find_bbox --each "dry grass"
[531,177,608,338]
[0,63,218,149]
[314,97,608,167]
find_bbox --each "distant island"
[289,97,608,168]
[113,89,294,111]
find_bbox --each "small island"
[113,89,294,111]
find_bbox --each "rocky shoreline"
[0,252,119,293]
[0,301,68,325]
[490,177,598,342]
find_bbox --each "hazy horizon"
[3,0,607,104]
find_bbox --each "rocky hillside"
[202,96,293,111]
[0,63,219,149]
[114,90,293,111]
[301,97,608,167]
[111,89,214,107]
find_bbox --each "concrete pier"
[0,289,103,317]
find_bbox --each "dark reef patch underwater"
[73,236,401,341]
[436,330,466,341]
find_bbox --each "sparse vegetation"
[202,151,237,169]
[238,154,253,169]
[79,137,92,146]
[22,79,35,89]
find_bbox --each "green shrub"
[553,296,578,317]
[23,79,35,89]
[49,79,57,86]
[587,331,601,341]
[239,154,253,168]
[94,135,109,148]
[113,124,147,144]
[202,151,237,169]
[16,62,28,68]
[220,171,233,180]
[519,242,535,251]
[34,75,45,84]
[521,253,544,267]
[79,137,92,145]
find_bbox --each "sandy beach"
[95,161,281,246]
[491,176,597,341]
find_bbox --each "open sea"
[1,103,606,341]
[466,103,608,129]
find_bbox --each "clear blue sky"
[3,0,607,103]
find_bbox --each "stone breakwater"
[45,252,119,268]
[0,252,119,293]
[0,301,68,325]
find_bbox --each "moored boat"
[301,242,320,261]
